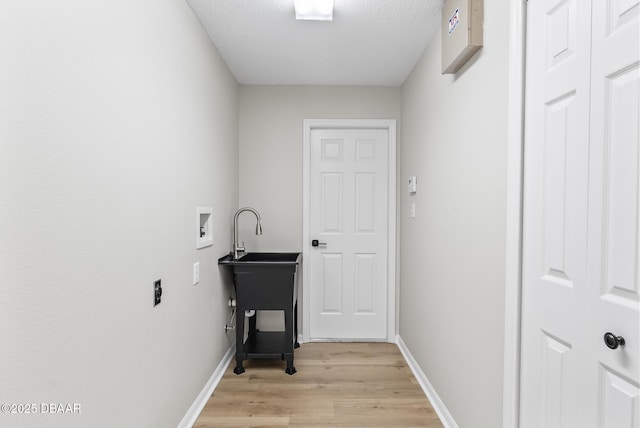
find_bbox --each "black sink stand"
[233,303,299,375]
[222,254,301,375]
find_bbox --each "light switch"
[408,176,417,193]
[193,262,200,285]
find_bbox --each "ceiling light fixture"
[294,0,334,21]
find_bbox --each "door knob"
[604,332,625,349]
[311,239,327,247]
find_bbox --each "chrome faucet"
[233,207,263,259]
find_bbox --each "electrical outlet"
[154,279,162,306]
[193,262,200,285]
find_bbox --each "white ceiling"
[186,0,444,86]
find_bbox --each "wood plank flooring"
[193,342,443,427]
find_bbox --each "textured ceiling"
[186,0,444,86]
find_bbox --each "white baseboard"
[177,343,235,428]
[396,335,458,428]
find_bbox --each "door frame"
[301,119,397,344]
[503,1,527,427]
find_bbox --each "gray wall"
[238,85,401,330]
[0,1,238,427]
[237,85,401,251]
[399,1,510,427]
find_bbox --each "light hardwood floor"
[194,342,443,427]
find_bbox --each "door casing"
[503,1,527,427]
[302,119,397,344]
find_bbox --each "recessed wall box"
[442,0,483,74]
[196,207,213,249]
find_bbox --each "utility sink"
[218,252,301,307]
[219,252,300,264]
[218,251,301,375]
[240,252,300,262]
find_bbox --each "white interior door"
[520,1,639,427]
[307,127,389,340]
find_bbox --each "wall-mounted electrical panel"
[442,0,483,74]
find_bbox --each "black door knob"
[604,332,625,349]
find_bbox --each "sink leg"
[284,309,296,374]
[294,302,300,349]
[234,307,246,375]
[284,353,296,375]
[248,310,257,334]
